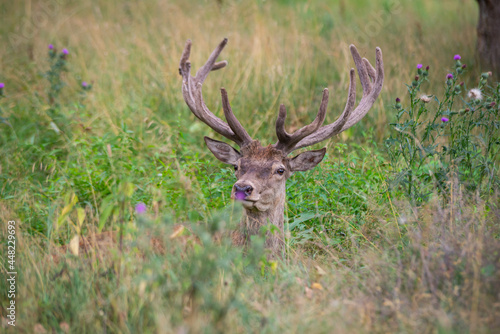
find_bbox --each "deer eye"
[233,165,238,171]
[276,168,285,175]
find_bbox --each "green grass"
[1,0,499,332]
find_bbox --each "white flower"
[468,88,483,101]
[419,94,432,103]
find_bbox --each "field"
[1,0,499,333]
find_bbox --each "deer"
[178,38,384,255]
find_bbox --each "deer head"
[178,38,384,252]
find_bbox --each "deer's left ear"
[289,148,326,172]
[204,136,242,165]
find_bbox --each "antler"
[274,44,384,154]
[179,38,252,147]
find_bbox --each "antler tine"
[179,38,252,147]
[195,38,228,83]
[221,88,252,145]
[274,88,329,153]
[290,45,384,152]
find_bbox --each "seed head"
[468,88,483,101]
[419,94,432,103]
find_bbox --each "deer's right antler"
[179,38,252,147]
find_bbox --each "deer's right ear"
[204,137,242,165]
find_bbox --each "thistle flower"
[419,94,431,103]
[454,54,461,60]
[62,48,69,55]
[417,64,423,69]
[426,65,430,71]
[446,73,453,80]
[441,117,449,123]
[48,44,54,50]
[82,81,88,87]
[0,83,4,89]
[395,97,402,109]
[468,88,483,101]
[135,202,147,214]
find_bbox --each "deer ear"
[289,148,326,172]
[204,136,242,165]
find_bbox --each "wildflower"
[62,48,69,55]
[0,83,4,89]
[426,65,430,71]
[395,97,402,109]
[446,73,453,80]
[419,94,432,103]
[235,192,246,201]
[441,117,449,122]
[48,44,54,49]
[462,64,467,69]
[468,88,483,101]
[135,202,147,214]
[82,81,88,87]
[454,54,461,60]
[417,64,423,69]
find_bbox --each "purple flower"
[454,54,461,60]
[441,117,449,123]
[417,64,423,69]
[135,202,147,214]
[62,48,69,55]
[0,83,4,89]
[395,97,401,103]
[446,73,453,80]
[235,192,246,201]
[48,44,54,50]
[82,81,88,87]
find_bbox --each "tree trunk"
[476,0,500,77]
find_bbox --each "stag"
[178,38,383,254]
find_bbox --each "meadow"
[1,0,499,332]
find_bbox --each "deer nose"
[234,184,253,198]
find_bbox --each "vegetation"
[0,0,499,332]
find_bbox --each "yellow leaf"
[69,235,80,256]
[76,208,85,227]
[315,265,327,276]
[169,225,185,239]
[311,282,323,290]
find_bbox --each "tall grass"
[1,0,499,332]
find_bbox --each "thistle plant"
[386,55,500,205]
[44,45,70,105]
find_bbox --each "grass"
[1,0,499,332]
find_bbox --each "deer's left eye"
[276,168,285,175]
